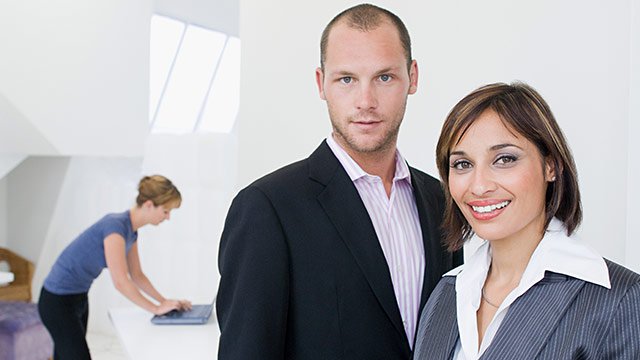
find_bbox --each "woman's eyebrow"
[490,143,523,151]
[449,143,523,157]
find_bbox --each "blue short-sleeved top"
[44,210,138,295]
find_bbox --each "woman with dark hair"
[414,82,640,359]
[38,175,191,360]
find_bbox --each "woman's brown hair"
[436,82,582,251]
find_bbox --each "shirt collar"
[449,218,610,360]
[522,218,610,289]
[447,217,611,290]
[326,134,411,184]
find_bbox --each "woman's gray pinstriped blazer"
[414,260,640,359]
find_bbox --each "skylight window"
[198,36,240,133]
[149,15,240,134]
[149,16,184,123]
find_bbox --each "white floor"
[87,331,128,360]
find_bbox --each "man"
[216,4,462,359]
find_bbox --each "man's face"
[316,21,418,157]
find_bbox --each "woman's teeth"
[471,200,510,213]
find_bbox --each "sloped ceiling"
[0,1,151,157]
[0,92,57,155]
[0,0,238,157]
[154,0,239,36]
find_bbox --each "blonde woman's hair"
[136,175,181,208]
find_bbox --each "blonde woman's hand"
[154,299,181,315]
[177,299,192,311]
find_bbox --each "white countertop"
[0,271,14,285]
[109,307,219,360]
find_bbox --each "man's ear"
[316,67,326,100]
[408,60,418,95]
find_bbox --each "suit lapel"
[410,168,446,311]
[481,273,585,359]
[309,142,408,345]
[419,280,460,360]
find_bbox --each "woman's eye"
[451,160,472,170]
[495,155,517,165]
[340,77,352,84]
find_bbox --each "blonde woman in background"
[38,175,191,360]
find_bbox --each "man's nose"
[355,83,378,110]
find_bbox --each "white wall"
[239,0,636,265]
[7,157,71,263]
[0,0,150,156]
[0,93,57,155]
[0,155,28,180]
[627,0,640,273]
[0,177,7,248]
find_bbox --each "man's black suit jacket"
[216,141,463,359]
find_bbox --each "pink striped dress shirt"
[326,135,425,347]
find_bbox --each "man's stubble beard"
[327,98,408,155]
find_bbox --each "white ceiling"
[154,0,239,37]
[0,0,239,159]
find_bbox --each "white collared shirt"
[326,135,425,347]
[446,218,610,360]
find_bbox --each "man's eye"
[340,77,352,84]
[379,74,391,82]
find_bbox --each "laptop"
[151,301,214,325]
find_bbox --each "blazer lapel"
[417,279,460,360]
[410,168,446,311]
[309,142,408,345]
[481,273,585,359]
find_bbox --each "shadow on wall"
[7,156,71,264]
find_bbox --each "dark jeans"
[38,287,91,360]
